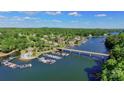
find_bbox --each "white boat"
[38,57,56,64]
[1,61,17,68]
[17,64,32,69]
[38,57,47,63]
[8,57,16,61]
[1,60,32,69]
[61,52,69,56]
[43,54,62,59]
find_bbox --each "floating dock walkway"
[1,61,32,69]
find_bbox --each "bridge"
[58,48,109,59]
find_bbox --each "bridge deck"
[58,48,109,57]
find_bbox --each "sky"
[0,11,124,28]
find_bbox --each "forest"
[101,32,124,80]
[0,28,115,54]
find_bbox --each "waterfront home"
[74,36,81,41]
[104,33,108,36]
[57,37,65,44]
[43,35,48,38]
[53,42,59,47]
[88,34,92,38]
[20,48,34,59]
[69,41,75,46]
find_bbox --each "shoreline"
[18,49,58,62]
[0,50,18,58]
[0,37,88,62]
[68,38,88,48]
[18,57,36,62]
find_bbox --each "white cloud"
[15,16,40,20]
[20,11,39,15]
[71,20,79,23]
[11,16,22,21]
[68,12,81,16]
[95,14,107,17]
[23,16,32,20]
[0,15,6,19]
[52,19,62,23]
[0,11,11,13]
[45,11,61,15]
[0,16,21,21]
[0,15,40,22]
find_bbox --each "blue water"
[73,37,108,53]
[0,37,108,81]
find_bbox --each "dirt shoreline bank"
[0,50,18,58]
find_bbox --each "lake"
[0,37,108,81]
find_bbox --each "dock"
[1,61,32,69]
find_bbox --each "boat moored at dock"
[38,57,56,64]
[43,54,62,60]
[1,60,32,69]
[1,61,17,68]
[17,64,32,69]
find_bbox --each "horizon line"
[0,27,124,29]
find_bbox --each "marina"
[43,54,62,60]
[1,57,32,69]
[0,11,123,81]
[38,52,70,64]
[0,37,108,80]
[1,61,17,69]
[1,51,70,66]
[1,61,32,69]
[38,57,56,64]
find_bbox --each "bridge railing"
[58,48,109,57]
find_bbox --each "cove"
[0,37,108,81]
